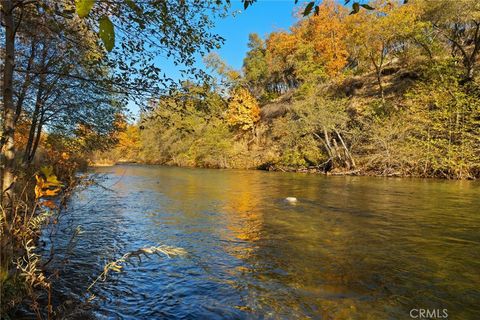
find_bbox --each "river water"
[42,165,480,319]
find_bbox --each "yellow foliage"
[227,88,260,131]
[34,166,63,199]
[117,124,141,154]
[297,0,349,76]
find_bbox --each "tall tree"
[243,33,269,99]
[346,0,421,101]
[423,0,480,81]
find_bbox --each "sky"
[128,1,300,116]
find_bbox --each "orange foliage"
[266,31,297,74]
[297,0,349,76]
[116,124,141,155]
[264,0,348,85]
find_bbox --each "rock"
[285,197,297,203]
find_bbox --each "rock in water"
[285,197,297,203]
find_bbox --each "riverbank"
[88,161,478,180]
[0,154,89,319]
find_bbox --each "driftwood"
[329,170,361,176]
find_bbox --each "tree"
[204,52,242,94]
[1,0,18,209]
[226,87,260,133]
[243,33,269,99]
[265,31,299,93]
[294,0,349,79]
[404,63,480,178]
[346,0,421,101]
[292,92,355,170]
[422,0,480,81]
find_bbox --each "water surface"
[43,165,480,319]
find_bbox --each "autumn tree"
[422,0,480,81]
[227,87,260,133]
[294,0,349,80]
[346,0,422,101]
[265,31,299,93]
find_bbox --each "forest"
[1,0,479,319]
[98,0,480,180]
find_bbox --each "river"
[42,165,480,319]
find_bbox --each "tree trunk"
[1,0,17,275]
[1,0,17,213]
[28,118,43,164]
[14,40,37,125]
[323,126,334,157]
[376,69,385,102]
[23,102,41,165]
[334,128,356,169]
[23,47,48,166]
[370,47,386,103]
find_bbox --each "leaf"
[125,0,142,15]
[303,2,315,16]
[40,166,54,178]
[41,200,57,209]
[76,0,96,18]
[360,4,375,10]
[350,2,360,15]
[99,16,115,52]
[42,188,62,197]
[243,0,254,10]
[40,166,63,187]
[35,166,63,199]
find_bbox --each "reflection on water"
[43,165,480,319]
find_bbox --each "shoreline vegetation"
[87,161,472,179]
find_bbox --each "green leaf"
[360,4,375,10]
[303,2,315,16]
[99,16,115,52]
[76,0,96,18]
[125,0,142,15]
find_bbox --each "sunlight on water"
[42,165,480,319]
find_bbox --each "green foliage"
[75,0,95,18]
[99,16,115,52]
[403,65,480,178]
[243,33,269,99]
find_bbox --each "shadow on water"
[42,165,480,319]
